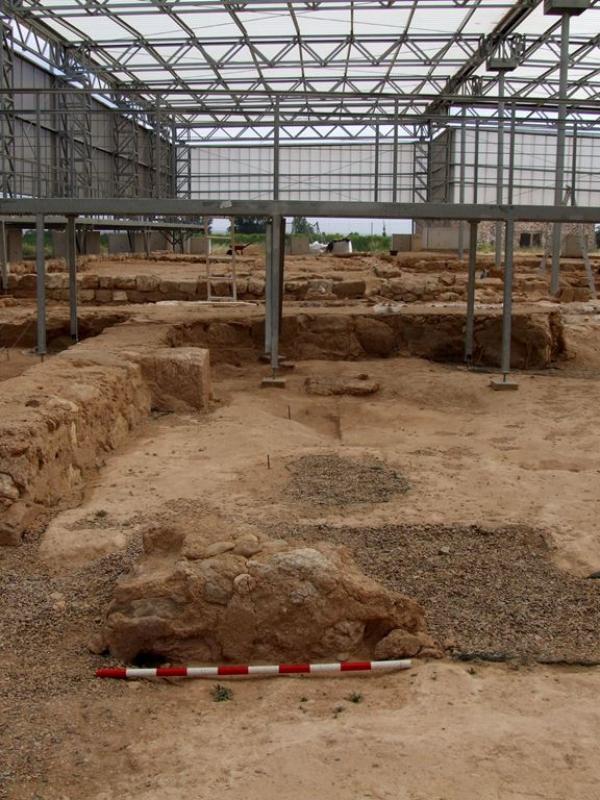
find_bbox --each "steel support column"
[268,214,283,374]
[498,106,517,385]
[374,125,380,202]
[154,102,161,199]
[264,218,272,357]
[273,103,280,201]
[551,12,570,295]
[0,2,15,199]
[500,218,515,380]
[0,220,7,292]
[66,215,78,340]
[458,109,466,260]
[35,96,42,197]
[495,73,505,269]
[170,122,178,199]
[392,102,399,203]
[35,214,46,357]
[473,120,480,204]
[570,122,578,199]
[465,221,478,363]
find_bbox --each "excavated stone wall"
[5,272,367,304]
[0,354,150,545]
[169,309,564,370]
[0,320,211,545]
[6,264,597,305]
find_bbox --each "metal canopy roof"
[4,0,600,139]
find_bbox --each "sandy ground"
[3,313,600,798]
[0,348,43,381]
[42,356,600,574]
[9,660,600,800]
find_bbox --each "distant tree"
[291,216,315,236]
[235,216,266,234]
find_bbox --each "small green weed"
[346,691,363,704]
[212,684,233,702]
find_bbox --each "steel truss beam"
[0,0,15,198]
[1,199,599,224]
[113,107,138,198]
[2,0,599,141]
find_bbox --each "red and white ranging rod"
[96,659,411,679]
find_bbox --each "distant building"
[413,220,595,252]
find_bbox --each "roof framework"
[3,0,600,141]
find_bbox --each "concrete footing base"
[490,377,519,391]
[261,376,287,388]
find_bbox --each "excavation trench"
[0,303,569,546]
[168,306,565,370]
[0,312,210,545]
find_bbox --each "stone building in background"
[477,220,596,252]
[413,219,597,254]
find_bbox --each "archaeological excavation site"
[2,1,600,798]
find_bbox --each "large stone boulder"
[102,526,438,664]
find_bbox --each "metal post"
[465,221,478,363]
[229,216,238,301]
[392,101,399,203]
[0,10,5,198]
[278,216,285,329]
[0,220,7,292]
[273,102,280,201]
[269,214,282,374]
[497,105,517,387]
[155,99,161,199]
[473,120,480,204]
[458,108,466,260]
[171,121,177,199]
[35,95,42,197]
[570,122,577,204]
[264,219,272,357]
[551,12,570,296]
[500,219,515,380]
[35,214,46,358]
[495,73,505,269]
[66,215,78,340]
[374,125,380,202]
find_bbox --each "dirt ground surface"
[0,348,46,382]
[3,281,600,798]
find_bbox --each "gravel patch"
[285,453,409,507]
[0,536,141,798]
[278,522,600,664]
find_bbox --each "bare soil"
[3,294,600,798]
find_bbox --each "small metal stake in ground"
[96,660,412,679]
